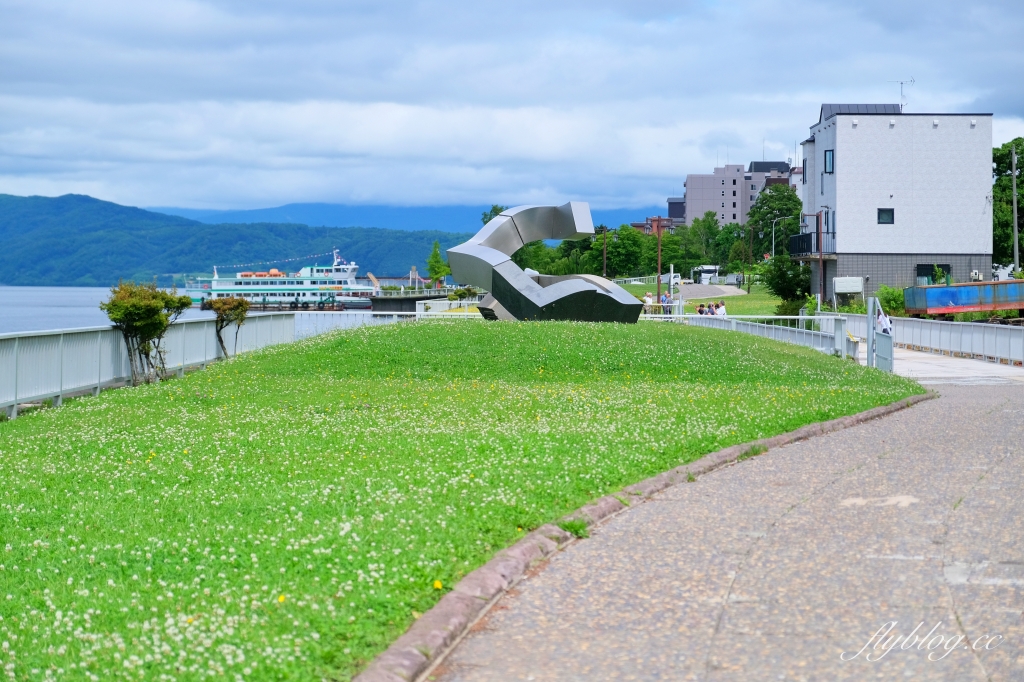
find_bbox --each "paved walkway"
[434,363,1024,681]
[883,346,1024,386]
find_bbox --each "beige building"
[671,161,792,226]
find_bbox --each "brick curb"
[353,391,936,682]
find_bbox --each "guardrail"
[639,314,859,358]
[832,313,1024,366]
[1,314,294,419]
[294,311,477,338]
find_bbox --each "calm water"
[0,286,213,334]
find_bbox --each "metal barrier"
[828,313,1024,366]
[640,314,859,358]
[1,313,294,419]
[294,311,478,339]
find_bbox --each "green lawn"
[0,321,921,679]
[681,284,781,315]
[620,282,782,315]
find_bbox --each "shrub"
[100,281,193,384]
[775,295,814,316]
[761,256,810,302]
[876,284,906,316]
[208,297,251,358]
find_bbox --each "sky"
[1,0,1023,211]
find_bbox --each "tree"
[993,138,1023,264]
[713,223,741,266]
[687,211,720,261]
[151,290,194,378]
[426,240,451,284]
[100,281,193,385]
[746,184,803,256]
[209,297,251,359]
[481,204,508,225]
[606,225,643,277]
[760,255,810,302]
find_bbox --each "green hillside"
[0,194,472,286]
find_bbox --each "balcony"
[789,232,835,256]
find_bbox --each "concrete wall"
[808,253,994,299]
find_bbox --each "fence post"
[95,330,102,396]
[56,332,65,406]
[834,317,847,359]
[9,337,19,419]
[866,298,876,368]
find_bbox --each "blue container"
[903,280,1024,315]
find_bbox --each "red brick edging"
[354,391,936,682]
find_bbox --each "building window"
[721,214,725,219]
[824,150,834,174]
[732,202,736,208]
[721,191,725,196]
[802,158,807,184]
[732,179,737,185]
[878,208,895,224]
[750,195,755,201]
[732,214,737,220]
[732,190,736,196]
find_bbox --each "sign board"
[833,276,864,294]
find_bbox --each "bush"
[774,296,814,316]
[100,281,193,384]
[760,256,810,302]
[876,284,906,316]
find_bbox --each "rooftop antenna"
[888,77,915,112]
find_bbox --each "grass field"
[681,284,781,315]
[0,321,921,679]
[620,282,782,315]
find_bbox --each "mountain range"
[149,203,665,234]
[0,194,472,287]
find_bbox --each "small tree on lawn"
[209,297,251,359]
[100,281,193,384]
[426,240,450,287]
[151,289,195,379]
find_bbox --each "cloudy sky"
[1,0,1022,210]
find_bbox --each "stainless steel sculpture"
[447,202,642,323]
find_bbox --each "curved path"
[433,381,1024,681]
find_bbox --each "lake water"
[0,286,213,334]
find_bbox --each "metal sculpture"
[447,202,642,323]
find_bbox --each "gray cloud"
[0,0,1021,209]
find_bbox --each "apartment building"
[795,103,993,298]
[671,161,792,226]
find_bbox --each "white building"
[796,104,992,298]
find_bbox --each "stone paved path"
[433,380,1024,682]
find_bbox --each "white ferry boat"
[186,250,376,309]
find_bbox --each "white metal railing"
[415,296,485,314]
[294,311,478,339]
[1,313,294,419]
[612,275,659,285]
[640,314,859,358]
[4,309,888,419]
[834,313,1024,366]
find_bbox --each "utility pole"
[1014,144,1019,273]
[747,222,754,293]
[649,217,669,301]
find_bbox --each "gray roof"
[818,103,901,124]
[747,161,791,173]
